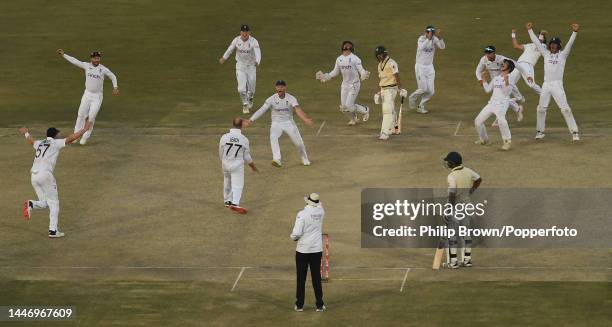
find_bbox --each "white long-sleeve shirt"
[326,53,367,85]
[290,204,325,253]
[250,93,299,123]
[517,43,542,66]
[31,137,66,174]
[528,29,577,82]
[475,54,526,81]
[222,36,261,66]
[219,128,252,168]
[62,54,117,94]
[415,35,445,65]
[483,75,512,102]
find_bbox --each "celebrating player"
[220,24,262,114]
[219,117,258,215]
[443,152,482,269]
[20,121,93,238]
[374,46,407,140]
[316,41,370,126]
[527,22,580,141]
[511,28,547,95]
[408,26,446,114]
[246,80,313,167]
[474,59,515,150]
[57,49,119,145]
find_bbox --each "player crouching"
[316,41,370,126]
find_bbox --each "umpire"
[290,193,326,312]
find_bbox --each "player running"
[57,49,119,145]
[219,117,258,215]
[246,80,313,167]
[19,121,93,238]
[474,59,515,150]
[220,24,262,114]
[408,26,446,114]
[442,152,482,269]
[527,22,580,141]
[374,46,407,140]
[316,41,371,126]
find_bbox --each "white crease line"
[400,268,410,292]
[230,267,247,292]
[453,121,462,136]
[315,120,326,137]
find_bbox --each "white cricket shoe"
[294,305,304,312]
[242,103,250,114]
[517,105,524,122]
[302,159,311,166]
[447,261,460,269]
[535,131,545,140]
[48,230,65,238]
[378,133,389,140]
[347,118,356,126]
[408,95,417,109]
[501,139,512,151]
[271,160,282,168]
[416,105,428,114]
[474,139,489,145]
[462,259,473,267]
[572,132,580,142]
[362,106,370,122]
[316,305,326,312]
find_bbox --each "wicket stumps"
[321,233,330,282]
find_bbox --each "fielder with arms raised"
[246,80,313,167]
[20,121,93,238]
[219,117,258,215]
[316,41,370,126]
[220,24,262,114]
[409,26,445,114]
[57,49,119,145]
[527,22,580,141]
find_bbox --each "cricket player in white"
[527,22,580,141]
[219,24,262,114]
[316,41,370,125]
[374,46,407,140]
[219,117,258,215]
[474,59,515,150]
[409,26,445,114]
[57,49,119,145]
[476,46,526,122]
[247,80,313,167]
[510,28,546,94]
[20,121,92,238]
[443,152,482,269]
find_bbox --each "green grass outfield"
[1,0,611,326]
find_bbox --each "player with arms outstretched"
[408,26,445,114]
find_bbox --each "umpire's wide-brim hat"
[304,193,321,207]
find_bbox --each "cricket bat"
[432,240,445,270]
[395,96,404,134]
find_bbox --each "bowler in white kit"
[510,28,547,95]
[20,121,92,238]
[527,22,581,141]
[247,80,313,167]
[316,41,370,125]
[219,117,258,215]
[408,26,446,114]
[219,24,262,114]
[57,49,119,145]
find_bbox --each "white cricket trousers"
[75,90,103,144]
[409,63,435,106]
[270,120,309,163]
[223,162,245,205]
[475,101,511,141]
[340,82,368,119]
[536,80,578,133]
[30,171,60,231]
[380,87,398,135]
[236,63,257,105]
[510,62,542,94]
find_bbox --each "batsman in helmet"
[374,46,407,140]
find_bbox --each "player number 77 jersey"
[219,130,253,164]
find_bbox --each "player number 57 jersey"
[31,138,66,174]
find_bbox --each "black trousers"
[295,251,324,308]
